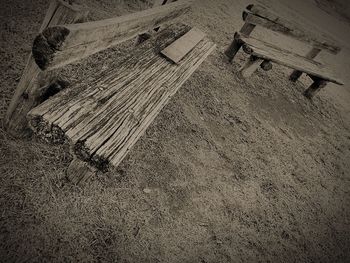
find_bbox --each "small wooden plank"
[161,27,206,63]
[28,25,216,171]
[32,0,194,71]
[237,33,344,85]
[289,47,321,82]
[244,5,341,54]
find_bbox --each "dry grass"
[1,0,350,262]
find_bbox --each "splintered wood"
[28,25,216,171]
[237,33,344,85]
[161,27,206,63]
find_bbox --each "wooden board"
[32,0,194,71]
[236,33,343,85]
[244,4,341,54]
[28,25,216,171]
[161,27,206,63]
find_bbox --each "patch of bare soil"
[0,0,349,262]
[315,0,350,23]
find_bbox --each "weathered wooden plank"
[40,0,89,31]
[161,27,206,63]
[237,33,343,85]
[245,4,340,54]
[28,25,216,171]
[5,0,88,138]
[289,47,321,82]
[32,0,194,71]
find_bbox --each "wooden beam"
[245,4,340,54]
[161,27,206,63]
[289,47,321,82]
[32,0,194,71]
[239,56,264,78]
[303,78,328,99]
[28,24,216,171]
[5,0,88,138]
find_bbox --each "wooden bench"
[6,0,215,183]
[225,4,344,98]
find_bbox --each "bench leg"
[289,47,321,82]
[303,78,328,99]
[260,60,272,71]
[67,158,96,185]
[239,56,264,78]
[225,22,256,61]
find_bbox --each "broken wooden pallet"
[28,24,216,171]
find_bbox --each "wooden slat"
[289,47,321,82]
[32,0,194,71]
[244,4,341,54]
[161,27,206,63]
[28,25,216,171]
[237,33,343,85]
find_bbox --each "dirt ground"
[0,0,349,262]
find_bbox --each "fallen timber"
[28,24,216,171]
[32,0,194,71]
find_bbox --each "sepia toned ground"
[0,0,349,262]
